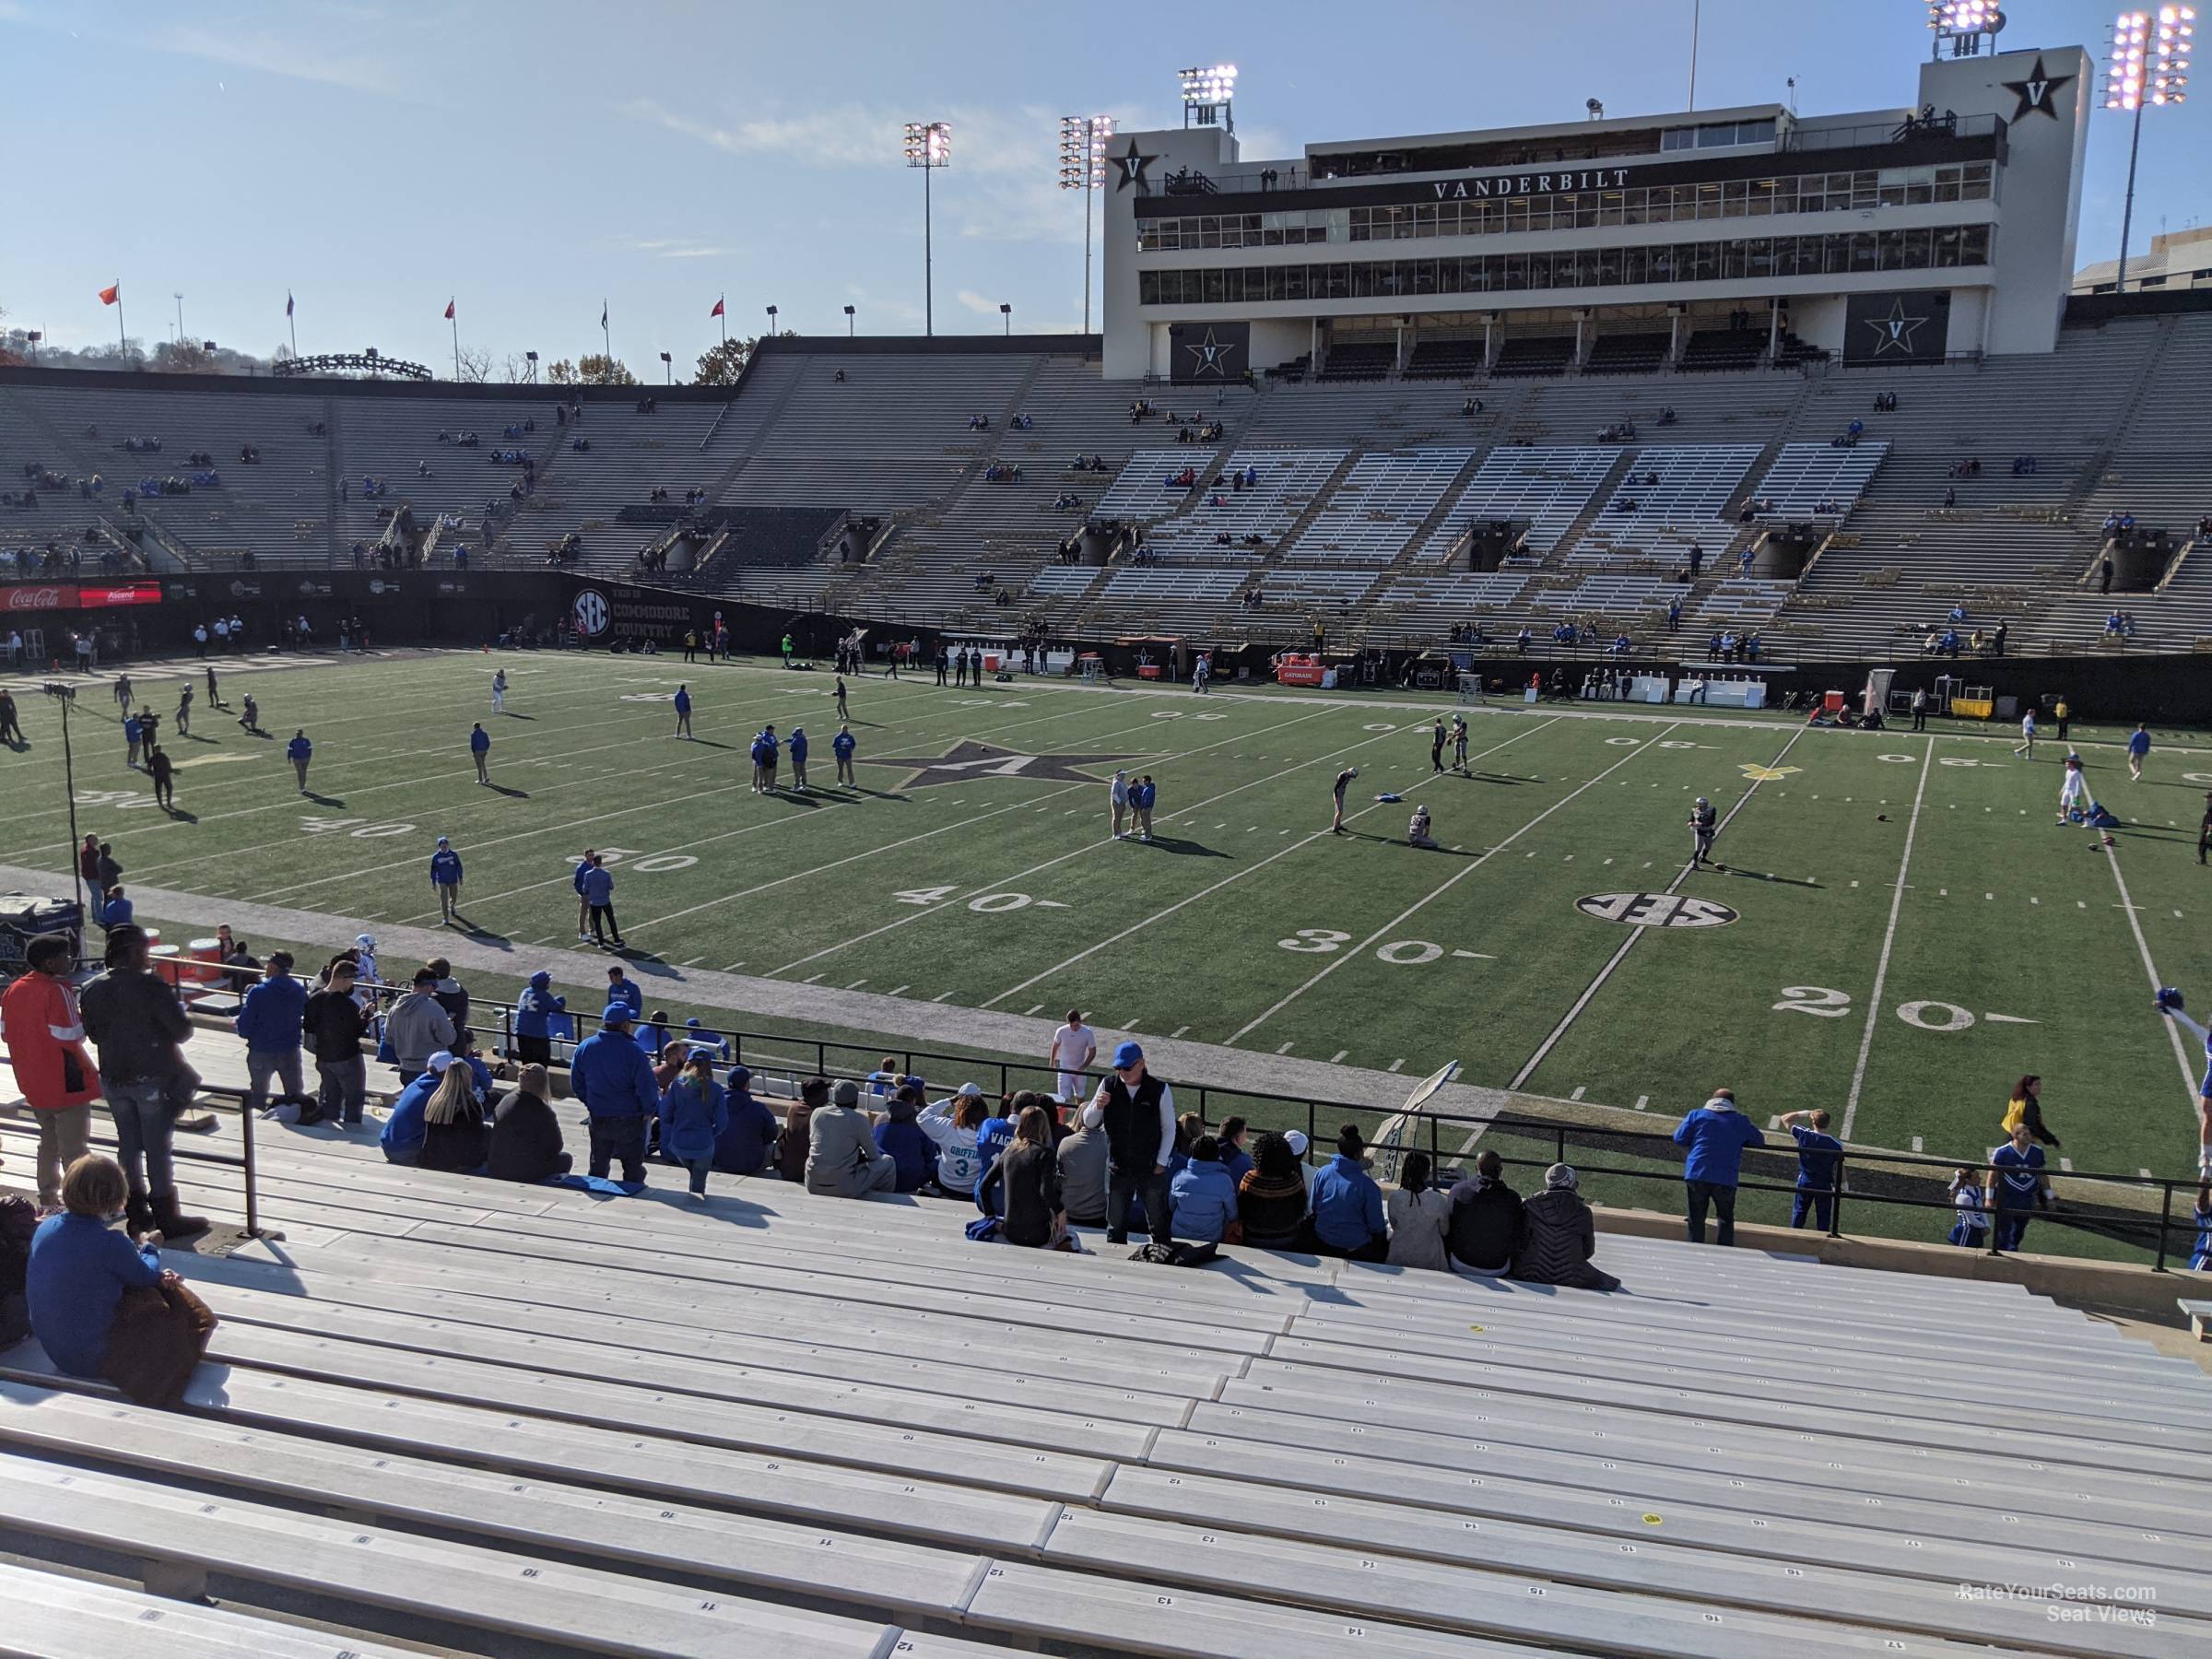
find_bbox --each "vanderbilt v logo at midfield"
[860,741,1135,790]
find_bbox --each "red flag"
[710,296,724,318]
[98,282,120,306]
[443,299,455,321]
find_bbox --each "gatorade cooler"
[186,937,224,982]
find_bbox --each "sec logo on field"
[1576,892,1738,928]
[571,588,610,639]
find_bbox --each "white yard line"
[1841,735,1937,1141]
[1509,722,1806,1092]
[1230,723,1682,1047]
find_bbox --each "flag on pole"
[710,296,724,319]
[98,282,120,306]
[443,299,455,321]
[286,291,295,318]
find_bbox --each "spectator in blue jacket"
[581,859,623,948]
[712,1065,778,1176]
[468,721,491,786]
[232,951,305,1114]
[1170,1135,1239,1242]
[512,970,564,1065]
[873,1088,935,1193]
[429,835,465,924]
[1310,1124,1388,1261]
[571,1004,658,1182]
[658,1052,728,1199]
[1777,1107,1841,1231]
[1673,1088,1767,1246]
[788,726,810,792]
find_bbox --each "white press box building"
[1100,43,2093,383]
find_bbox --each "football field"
[7,648,2208,1211]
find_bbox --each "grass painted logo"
[1576,892,1738,928]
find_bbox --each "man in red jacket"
[0,933,101,1208]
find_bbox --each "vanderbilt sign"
[1430,167,1634,200]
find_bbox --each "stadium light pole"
[1057,114,1116,335]
[2105,6,2194,290]
[903,121,952,336]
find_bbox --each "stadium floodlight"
[1927,1,2006,56]
[902,121,952,336]
[2104,6,2194,288]
[1179,63,1237,130]
[1057,114,1118,335]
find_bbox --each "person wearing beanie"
[1236,1131,1311,1249]
[712,1065,778,1177]
[1445,1148,1524,1277]
[1169,1134,1239,1244]
[1310,1124,1387,1260]
[1672,1087,1767,1247]
[806,1078,898,1197]
[873,1086,935,1194]
[776,1077,829,1183]
[1054,1100,1111,1226]
[570,1005,659,1183]
[512,971,565,1066]
[1384,1150,1452,1271]
[488,1063,569,1182]
[1511,1164,1620,1291]
[1091,1041,1175,1246]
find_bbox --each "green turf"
[9,649,2209,1264]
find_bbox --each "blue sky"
[2,0,2200,374]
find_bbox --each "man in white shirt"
[1049,1009,1097,1101]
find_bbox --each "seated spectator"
[418,1061,491,1175]
[1236,1131,1311,1248]
[776,1077,828,1182]
[1384,1150,1452,1269]
[1309,1124,1388,1262]
[918,1084,990,1194]
[1511,1163,1620,1289]
[873,1087,935,1194]
[806,1079,898,1196]
[1054,1101,1110,1225]
[28,1153,217,1406]
[658,1052,728,1200]
[712,1065,777,1176]
[1445,1149,1524,1277]
[1169,1135,1240,1244]
[975,1105,1065,1248]
[488,1064,570,1182]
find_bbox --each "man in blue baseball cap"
[1090,1040,1176,1245]
[570,1002,659,1183]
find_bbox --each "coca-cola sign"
[3,586,69,613]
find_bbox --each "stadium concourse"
[0,1018,2208,1657]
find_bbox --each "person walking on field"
[1673,1087,1766,1247]
[673,684,692,739]
[1331,766,1358,834]
[832,724,856,786]
[469,722,491,785]
[2128,723,2151,782]
[287,729,312,794]
[1109,770,1131,841]
[429,836,465,924]
[1049,1010,1097,1103]
[490,668,507,713]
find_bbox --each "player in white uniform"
[1048,1010,1097,1101]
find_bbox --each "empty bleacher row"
[2,1023,2208,1657]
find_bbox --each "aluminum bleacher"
[3,1022,2206,1658]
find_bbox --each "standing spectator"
[976,1105,1067,1247]
[147,745,174,811]
[673,684,692,739]
[777,1077,829,1183]
[873,1088,935,1194]
[418,1063,492,1174]
[1384,1150,1452,1269]
[0,933,102,1208]
[582,856,623,948]
[512,971,563,1065]
[2000,1075,2062,1148]
[232,953,306,1117]
[1986,1121,2053,1251]
[1673,1088,1766,1247]
[301,959,370,1127]
[387,969,456,1077]
[1054,1101,1110,1225]
[287,729,312,794]
[1512,1164,1621,1290]
[76,926,208,1241]
[429,836,465,924]
[2128,723,2151,782]
[1310,1124,1387,1261]
[469,722,491,785]
[1092,1041,1175,1246]
[788,726,811,793]
[489,1064,570,1182]
[1445,1149,1523,1277]
[658,1053,728,1200]
[1776,1107,1841,1231]
[571,1005,659,1183]
[712,1065,779,1177]
[1236,1131,1311,1248]
[1049,1009,1097,1103]
[833,724,856,786]
[806,1079,899,1197]
[1169,1135,1240,1244]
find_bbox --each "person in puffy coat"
[658,1052,728,1199]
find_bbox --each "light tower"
[1057,114,1116,335]
[902,120,952,336]
[2105,6,2194,290]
